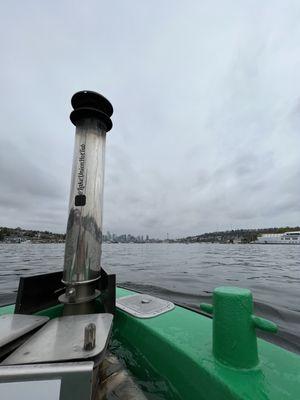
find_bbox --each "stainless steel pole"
[59,91,113,314]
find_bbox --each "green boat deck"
[0,287,300,399]
[114,288,300,400]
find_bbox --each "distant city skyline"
[103,232,160,243]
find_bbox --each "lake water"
[0,242,299,353]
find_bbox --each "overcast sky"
[0,1,300,238]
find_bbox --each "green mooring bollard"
[200,286,277,369]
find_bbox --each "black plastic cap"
[70,90,113,131]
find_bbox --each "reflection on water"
[0,242,299,353]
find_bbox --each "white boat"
[255,231,300,244]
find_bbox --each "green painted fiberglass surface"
[0,303,64,318]
[0,304,15,315]
[0,288,299,399]
[114,287,300,400]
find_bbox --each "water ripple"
[0,242,299,353]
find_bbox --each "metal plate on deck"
[3,313,113,365]
[0,314,49,347]
[0,362,93,400]
[116,294,175,318]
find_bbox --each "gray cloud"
[0,1,300,237]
